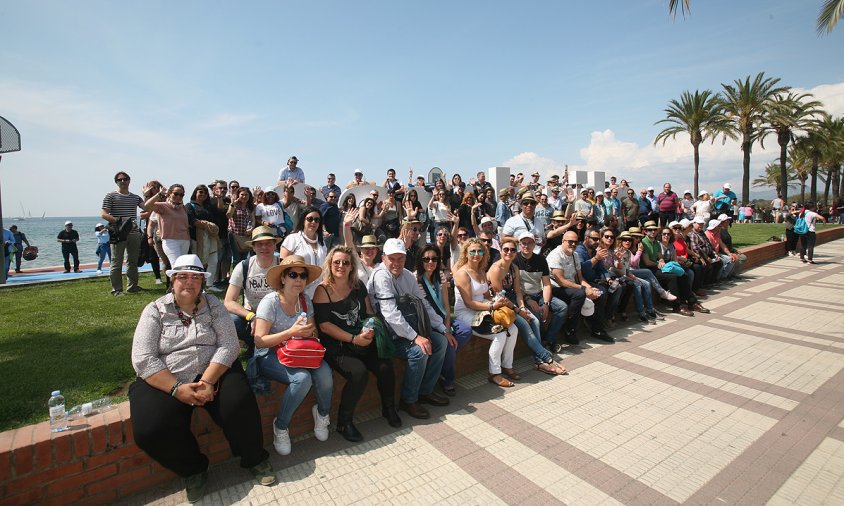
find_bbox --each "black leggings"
[325,350,396,423]
[129,361,268,478]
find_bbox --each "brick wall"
[1,228,841,505]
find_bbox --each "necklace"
[302,232,318,244]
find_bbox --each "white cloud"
[501,152,562,179]
[793,82,844,117]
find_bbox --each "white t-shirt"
[803,210,820,232]
[546,245,578,288]
[256,203,285,227]
[692,200,712,219]
[228,256,276,311]
[502,213,544,253]
[281,232,326,297]
[429,201,451,222]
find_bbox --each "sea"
[3,216,108,269]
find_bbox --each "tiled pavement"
[123,241,844,505]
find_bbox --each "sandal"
[501,368,521,380]
[536,361,568,376]
[488,374,514,387]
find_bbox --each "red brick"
[6,462,83,494]
[0,450,11,482]
[0,486,44,506]
[103,409,125,447]
[43,487,84,506]
[46,462,116,495]
[52,431,72,465]
[117,453,152,473]
[84,445,138,470]
[76,488,117,506]
[89,425,107,455]
[71,430,88,459]
[33,440,52,471]
[12,446,33,478]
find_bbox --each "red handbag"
[275,295,326,369]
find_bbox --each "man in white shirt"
[797,202,826,264]
[502,191,544,253]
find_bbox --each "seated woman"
[417,245,472,397]
[253,255,333,456]
[130,255,274,504]
[453,238,519,387]
[342,210,380,284]
[313,246,400,443]
[615,231,659,323]
[488,237,566,375]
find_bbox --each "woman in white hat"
[130,255,275,502]
[256,186,290,239]
[692,190,713,222]
[253,255,333,457]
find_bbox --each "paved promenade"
[124,240,844,505]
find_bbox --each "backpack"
[793,210,809,235]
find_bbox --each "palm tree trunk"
[823,170,832,204]
[693,142,700,197]
[779,141,788,203]
[810,164,818,202]
[834,165,842,202]
[801,181,806,203]
[742,137,752,203]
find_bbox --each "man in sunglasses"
[400,219,422,271]
[277,156,305,186]
[573,228,614,341]
[367,239,450,420]
[502,191,545,254]
[319,191,341,249]
[546,231,598,345]
[101,171,149,295]
[320,174,342,201]
[620,188,640,231]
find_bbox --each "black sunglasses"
[116,177,130,183]
[285,271,308,279]
[305,216,321,223]
[422,256,439,263]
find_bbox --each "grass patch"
[726,223,838,249]
[0,275,166,431]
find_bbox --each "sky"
[1,0,843,217]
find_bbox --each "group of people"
[125,160,830,502]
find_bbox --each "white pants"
[161,239,191,267]
[476,323,518,374]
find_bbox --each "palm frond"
[817,0,844,35]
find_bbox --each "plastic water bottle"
[298,312,308,325]
[67,398,113,420]
[48,391,68,433]
[362,317,376,332]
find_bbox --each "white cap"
[717,213,731,221]
[693,216,707,224]
[683,189,692,195]
[264,185,278,194]
[707,219,722,231]
[723,183,731,189]
[96,222,104,228]
[517,231,536,242]
[603,187,611,193]
[698,189,708,197]
[64,220,73,226]
[647,186,655,191]
[679,218,691,228]
[354,168,362,174]
[382,238,406,256]
[480,216,496,226]
[668,220,680,229]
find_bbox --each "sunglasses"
[468,249,485,256]
[409,227,419,232]
[564,240,579,245]
[588,236,601,240]
[332,259,351,266]
[621,238,632,242]
[174,273,204,281]
[422,256,439,263]
[285,270,308,279]
[305,216,321,223]
[502,247,517,254]
[457,234,467,238]
[521,201,536,206]
[116,178,130,183]
[481,238,492,244]
[661,233,673,236]
[603,234,614,239]
[328,195,337,199]
[436,232,448,237]
[172,192,185,197]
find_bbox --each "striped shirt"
[102,191,144,224]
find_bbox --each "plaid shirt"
[688,229,716,259]
[228,205,252,235]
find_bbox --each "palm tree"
[819,116,844,202]
[753,161,797,191]
[760,92,826,203]
[668,0,844,35]
[653,90,732,196]
[720,72,790,203]
[788,146,812,203]
[817,0,844,35]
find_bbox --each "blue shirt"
[320,183,341,200]
[278,166,305,183]
[712,189,737,210]
[575,244,607,285]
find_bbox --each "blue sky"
[1,0,842,217]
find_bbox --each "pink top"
[152,202,190,240]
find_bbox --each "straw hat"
[246,226,282,246]
[360,235,379,248]
[498,188,510,198]
[520,191,537,203]
[267,255,322,290]
[550,210,567,221]
[627,227,644,237]
[643,220,659,230]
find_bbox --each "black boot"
[382,405,402,428]
[336,411,363,442]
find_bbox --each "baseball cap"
[707,219,722,230]
[693,216,707,224]
[723,183,731,189]
[518,231,535,242]
[382,238,406,256]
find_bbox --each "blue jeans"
[525,293,568,346]
[97,243,111,271]
[441,319,472,388]
[393,330,447,403]
[629,278,654,314]
[230,313,255,359]
[256,353,333,430]
[513,313,553,364]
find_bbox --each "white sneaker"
[96,270,102,274]
[272,418,291,456]
[312,405,330,441]
[660,291,678,302]
[155,279,163,285]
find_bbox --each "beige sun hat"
[266,255,322,290]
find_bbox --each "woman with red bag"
[254,255,334,457]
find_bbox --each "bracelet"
[169,381,182,397]
[246,311,255,322]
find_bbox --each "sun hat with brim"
[403,217,421,225]
[643,221,659,230]
[267,255,322,290]
[551,211,567,221]
[575,212,589,221]
[668,221,680,229]
[618,231,633,240]
[517,186,529,197]
[520,191,537,203]
[707,219,722,231]
[246,226,282,246]
[360,235,379,248]
[498,188,510,198]
[627,227,644,237]
[480,216,496,226]
[166,254,212,279]
[683,190,692,196]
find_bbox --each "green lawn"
[0,276,166,431]
[0,224,840,431]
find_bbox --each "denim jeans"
[96,243,111,270]
[393,330,447,403]
[256,353,333,430]
[513,313,552,364]
[441,319,472,388]
[524,293,568,346]
[629,278,654,314]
